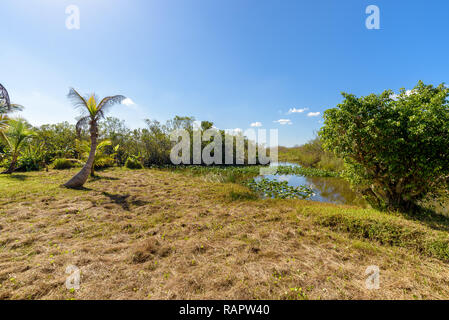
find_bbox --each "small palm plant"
[1,119,35,174]
[64,88,125,188]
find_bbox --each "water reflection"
[260,163,368,207]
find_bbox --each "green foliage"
[276,165,339,177]
[94,157,115,170]
[156,164,338,186]
[246,178,314,199]
[99,117,129,165]
[76,139,116,170]
[228,189,258,201]
[1,119,35,173]
[14,141,47,172]
[279,138,344,172]
[52,158,77,170]
[26,115,271,169]
[319,81,449,212]
[125,156,143,169]
[33,122,78,161]
[16,156,40,172]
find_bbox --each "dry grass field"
[1,168,449,300]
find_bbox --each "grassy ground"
[278,145,344,172]
[1,168,449,300]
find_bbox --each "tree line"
[0,88,265,188]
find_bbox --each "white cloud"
[307,112,321,117]
[288,107,309,114]
[250,122,262,127]
[122,97,135,107]
[390,89,417,101]
[274,119,292,125]
[389,93,399,100]
[225,128,243,135]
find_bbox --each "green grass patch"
[299,205,449,262]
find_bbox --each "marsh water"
[257,162,368,207]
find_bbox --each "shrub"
[16,156,41,172]
[125,156,143,169]
[320,81,449,211]
[52,158,76,170]
[94,157,115,170]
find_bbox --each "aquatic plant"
[246,178,314,199]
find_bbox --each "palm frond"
[0,114,8,130]
[0,84,11,111]
[68,89,125,124]
[8,104,24,112]
[75,116,90,137]
[0,114,11,147]
[97,139,112,152]
[96,95,126,119]
[68,88,89,113]
[0,130,9,147]
[6,119,35,152]
[0,101,24,114]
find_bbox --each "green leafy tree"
[34,122,78,161]
[64,89,125,188]
[319,81,449,211]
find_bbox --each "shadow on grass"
[2,174,30,181]
[400,206,449,233]
[90,175,120,181]
[102,191,150,211]
[60,185,93,191]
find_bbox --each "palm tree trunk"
[1,153,18,174]
[64,123,98,188]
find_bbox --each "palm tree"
[64,88,125,188]
[0,83,23,114]
[1,119,35,174]
[0,84,24,143]
[0,101,23,114]
[76,138,116,177]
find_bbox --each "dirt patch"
[131,238,172,263]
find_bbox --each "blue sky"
[1,0,449,146]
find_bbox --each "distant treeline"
[0,116,269,171]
